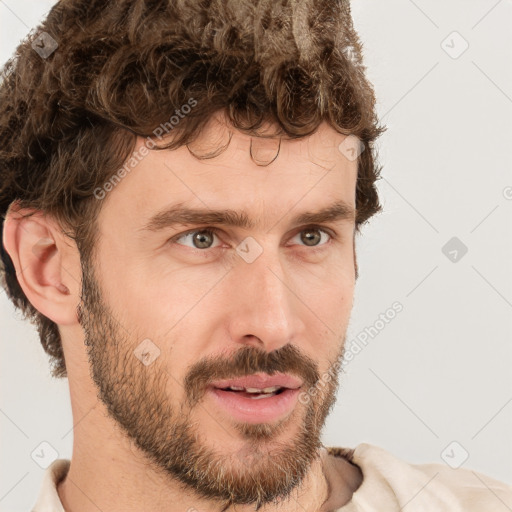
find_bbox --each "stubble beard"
[76,256,346,511]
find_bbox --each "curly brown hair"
[0,0,386,379]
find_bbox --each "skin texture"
[3,113,363,512]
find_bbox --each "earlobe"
[2,206,78,326]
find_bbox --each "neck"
[57,428,332,512]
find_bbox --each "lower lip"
[208,387,301,424]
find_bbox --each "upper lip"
[209,373,303,390]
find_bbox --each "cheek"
[310,278,354,330]
[119,272,221,372]
[105,256,217,336]
[304,264,355,335]
[296,249,355,303]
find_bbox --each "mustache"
[184,344,320,407]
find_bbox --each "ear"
[2,202,81,326]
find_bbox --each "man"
[0,0,510,511]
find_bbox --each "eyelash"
[169,225,337,252]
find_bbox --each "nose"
[225,248,306,353]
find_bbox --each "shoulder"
[325,443,512,511]
[413,458,512,512]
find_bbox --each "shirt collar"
[32,458,69,512]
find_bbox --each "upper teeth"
[229,386,282,393]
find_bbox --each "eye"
[172,229,222,250]
[289,227,333,248]
[170,226,334,251]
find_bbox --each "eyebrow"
[139,200,356,234]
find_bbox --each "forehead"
[97,116,359,231]
[175,113,359,167]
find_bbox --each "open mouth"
[208,385,301,423]
[216,385,287,399]
[207,374,303,423]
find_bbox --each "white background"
[1,1,511,510]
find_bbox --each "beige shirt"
[31,443,512,512]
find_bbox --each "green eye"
[173,229,220,250]
[292,228,331,247]
[170,225,335,252]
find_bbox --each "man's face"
[76,114,358,509]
